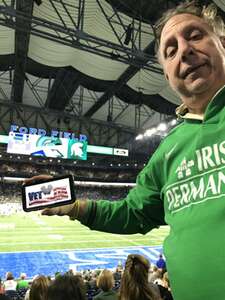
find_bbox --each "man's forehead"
[160,13,209,41]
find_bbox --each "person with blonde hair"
[94,269,117,300]
[119,254,161,300]
[29,275,50,300]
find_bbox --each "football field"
[0,212,169,278]
[0,212,169,252]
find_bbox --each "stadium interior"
[0,0,223,299]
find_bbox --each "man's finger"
[41,203,74,217]
[42,207,61,216]
[23,175,53,185]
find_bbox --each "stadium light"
[144,128,157,137]
[4,177,25,182]
[170,119,177,126]
[157,123,167,131]
[2,176,136,187]
[135,134,143,140]
[74,181,136,187]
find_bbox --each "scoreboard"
[7,132,87,160]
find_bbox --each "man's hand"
[23,175,78,219]
[23,174,53,185]
[42,203,76,219]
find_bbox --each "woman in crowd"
[3,272,17,291]
[157,272,173,300]
[119,254,161,300]
[27,275,50,300]
[47,274,86,300]
[94,269,118,300]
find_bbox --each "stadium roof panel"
[0,0,221,151]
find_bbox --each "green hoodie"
[80,86,225,300]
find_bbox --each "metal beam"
[84,40,158,117]
[11,0,33,103]
[46,68,81,110]
[0,4,160,71]
[95,0,137,58]
[0,99,135,148]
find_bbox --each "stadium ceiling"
[0,0,223,150]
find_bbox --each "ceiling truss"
[0,0,173,154]
[0,1,159,71]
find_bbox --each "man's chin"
[184,78,211,95]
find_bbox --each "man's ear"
[219,36,225,48]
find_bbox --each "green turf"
[0,212,169,252]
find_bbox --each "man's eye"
[189,30,203,40]
[166,47,176,58]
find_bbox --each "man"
[156,254,166,270]
[16,273,29,290]
[29,1,225,299]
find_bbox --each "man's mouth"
[182,63,207,79]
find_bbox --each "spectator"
[3,272,17,291]
[17,273,29,290]
[0,279,5,294]
[119,254,161,300]
[94,269,118,300]
[156,254,166,270]
[47,274,86,300]
[157,273,173,300]
[149,266,160,283]
[86,270,98,292]
[29,275,50,300]
[153,269,164,287]
[113,266,122,282]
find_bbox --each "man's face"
[159,14,225,102]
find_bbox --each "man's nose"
[179,39,195,62]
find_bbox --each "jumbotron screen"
[7,132,87,160]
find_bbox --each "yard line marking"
[0,238,155,246]
[0,244,163,254]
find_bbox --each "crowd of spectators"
[0,182,131,206]
[0,162,138,183]
[0,254,173,300]
[0,181,132,216]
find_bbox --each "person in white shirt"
[4,272,17,291]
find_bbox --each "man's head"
[20,273,27,280]
[155,1,225,113]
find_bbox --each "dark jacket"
[93,289,118,300]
